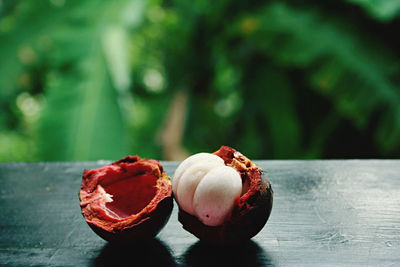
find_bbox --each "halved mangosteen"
[79,156,173,243]
[173,146,273,243]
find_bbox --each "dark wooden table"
[0,161,399,266]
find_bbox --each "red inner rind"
[79,156,172,233]
[213,146,260,213]
[103,173,157,219]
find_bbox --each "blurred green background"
[1,0,400,162]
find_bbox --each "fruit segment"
[172,153,224,201]
[193,166,242,226]
[173,153,242,226]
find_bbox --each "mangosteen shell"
[79,156,173,243]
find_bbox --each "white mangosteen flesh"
[172,153,242,226]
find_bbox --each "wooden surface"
[0,160,399,266]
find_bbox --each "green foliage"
[0,0,143,161]
[0,0,399,161]
[347,0,400,21]
[236,2,400,153]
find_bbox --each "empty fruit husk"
[79,156,173,243]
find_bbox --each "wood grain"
[0,160,399,266]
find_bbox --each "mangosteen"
[172,146,273,243]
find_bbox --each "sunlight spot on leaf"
[143,69,165,93]
[16,92,42,122]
